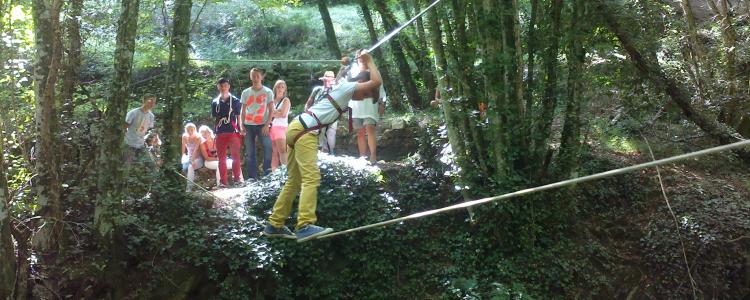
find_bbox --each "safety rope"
[365,0,444,53]
[316,139,750,240]
[191,0,446,65]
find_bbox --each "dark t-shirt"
[211,94,242,134]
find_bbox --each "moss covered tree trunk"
[426,4,469,173]
[529,0,562,179]
[557,0,586,179]
[31,0,64,257]
[375,0,435,109]
[444,0,489,176]
[318,0,341,59]
[716,0,743,127]
[0,119,14,300]
[95,0,140,242]
[161,0,192,188]
[372,0,421,109]
[60,0,83,117]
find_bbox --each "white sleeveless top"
[271,98,289,127]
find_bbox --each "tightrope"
[316,139,750,240]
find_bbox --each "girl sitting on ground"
[182,123,204,192]
[199,125,241,188]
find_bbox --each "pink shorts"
[270,126,287,141]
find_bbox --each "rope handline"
[316,139,750,240]
[365,0,445,53]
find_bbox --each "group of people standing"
[123,50,385,242]
[182,68,292,190]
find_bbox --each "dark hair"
[217,78,230,85]
[143,93,156,100]
[250,67,265,75]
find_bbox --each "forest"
[1,0,749,298]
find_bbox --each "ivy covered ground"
[47,119,750,299]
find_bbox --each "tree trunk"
[425,4,478,219]
[31,0,64,256]
[474,0,508,178]
[597,0,750,162]
[409,0,429,52]
[11,225,31,300]
[524,0,539,113]
[374,0,435,109]
[358,0,404,111]
[530,0,563,178]
[445,0,489,176]
[318,0,342,59]
[716,0,741,126]
[557,0,586,179]
[372,0,421,108]
[161,0,193,189]
[60,0,83,118]
[0,118,15,300]
[95,0,140,242]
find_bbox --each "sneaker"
[295,224,333,243]
[216,183,228,189]
[262,224,296,239]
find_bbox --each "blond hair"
[198,125,214,139]
[273,80,287,99]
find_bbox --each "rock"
[391,118,405,129]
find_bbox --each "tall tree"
[474,0,509,177]
[557,0,587,178]
[529,0,563,178]
[358,0,404,111]
[524,0,540,113]
[60,0,83,117]
[0,119,14,300]
[372,0,421,108]
[426,4,468,173]
[713,0,742,126]
[597,0,750,162]
[444,0,489,175]
[375,0,436,109]
[318,0,341,59]
[408,0,428,51]
[95,0,141,242]
[31,0,64,255]
[678,0,707,101]
[161,0,193,187]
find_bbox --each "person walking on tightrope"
[264,50,383,242]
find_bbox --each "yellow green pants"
[268,120,320,230]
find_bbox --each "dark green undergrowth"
[97,123,749,299]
